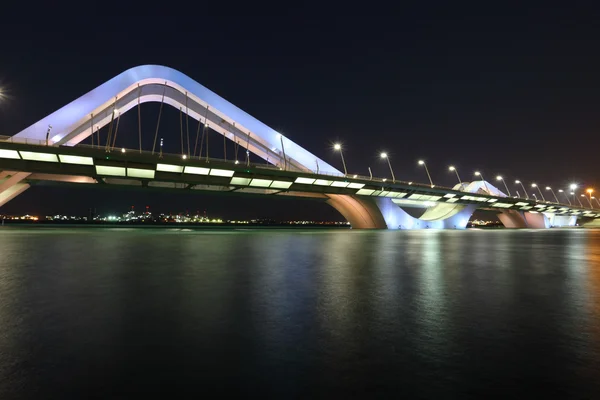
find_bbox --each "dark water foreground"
[1,227,600,398]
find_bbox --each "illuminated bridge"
[1,65,598,229]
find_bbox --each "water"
[1,227,600,398]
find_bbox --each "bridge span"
[1,65,598,229]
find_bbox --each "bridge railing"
[0,136,457,190]
[3,136,578,206]
[0,135,50,146]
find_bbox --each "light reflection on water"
[0,227,600,397]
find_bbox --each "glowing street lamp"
[418,160,434,187]
[496,176,511,197]
[546,187,560,203]
[333,143,348,176]
[581,194,592,208]
[531,183,546,201]
[558,189,571,205]
[515,180,529,199]
[474,171,491,194]
[570,184,582,206]
[449,166,462,186]
[586,189,594,208]
[380,152,396,183]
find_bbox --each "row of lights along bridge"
[332,143,597,208]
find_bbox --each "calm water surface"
[1,227,600,398]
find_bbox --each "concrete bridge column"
[523,211,550,229]
[498,209,551,229]
[0,171,31,208]
[325,194,388,229]
[326,195,475,230]
[0,172,31,208]
[497,210,528,228]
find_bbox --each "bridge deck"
[0,140,598,219]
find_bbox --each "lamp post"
[474,171,491,194]
[546,187,560,203]
[380,152,396,183]
[278,133,287,171]
[449,166,462,187]
[581,194,592,208]
[46,125,52,146]
[496,176,511,197]
[587,189,594,208]
[531,183,546,201]
[558,189,571,205]
[515,180,529,199]
[418,160,434,187]
[333,143,348,176]
[594,197,600,208]
[570,184,582,206]
[532,193,538,201]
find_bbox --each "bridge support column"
[325,194,388,229]
[523,211,550,229]
[0,172,31,208]
[545,214,577,227]
[326,195,475,230]
[497,210,528,228]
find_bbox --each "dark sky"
[1,9,599,219]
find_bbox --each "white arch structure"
[14,65,339,174]
[2,65,499,229]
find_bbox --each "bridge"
[1,65,598,229]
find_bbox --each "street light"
[380,152,396,183]
[333,143,348,176]
[449,166,462,187]
[594,197,600,208]
[546,187,560,203]
[586,189,594,208]
[570,184,582,206]
[532,193,538,201]
[474,171,491,194]
[531,183,546,201]
[418,160,434,187]
[558,189,571,205]
[515,180,529,199]
[496,176,511,197]
[581,194,593,208]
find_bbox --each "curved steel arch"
[14,65,340,175]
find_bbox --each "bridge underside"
[0,169,591,229]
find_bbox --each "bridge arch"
[14,65,340,176]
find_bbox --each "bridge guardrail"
[0,137,477,192]
[3,136,580,206]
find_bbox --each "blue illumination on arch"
[14,65,341,175]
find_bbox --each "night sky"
[1,9,599,219]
